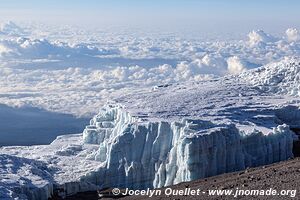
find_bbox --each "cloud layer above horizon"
[0,21,300,117]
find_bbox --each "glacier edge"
[81,104,295,189]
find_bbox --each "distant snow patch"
[240,58,300,96]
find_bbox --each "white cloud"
[286,28,299,42]
[0,37,117,60]
[227,56,247,75]
[1,23,300,117]
[0,21,25,36]
[248,30,277,46]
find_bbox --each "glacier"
[81,104,294,189]
[0,59,299,199]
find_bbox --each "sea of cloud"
[0,21,300,117]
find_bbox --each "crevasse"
[81,104,295,189]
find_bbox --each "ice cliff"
[81,104,294,189]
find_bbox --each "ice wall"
[82,105,295,189]
[275,105,300,128]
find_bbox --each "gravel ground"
[98,157,300,200]
[59,157,300,200]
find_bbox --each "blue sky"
[1,0,300,32]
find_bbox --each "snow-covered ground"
[0,57,299,199]
[0,134,100,199]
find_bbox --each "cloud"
[0,21,25,36]
[175,54,227,77]
[248,30,277,46]
[1,23,300,117]
[227,56,247,75]
[0,37,117,60]
[286,28,299,42]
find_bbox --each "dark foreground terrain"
[60,157,299,200]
